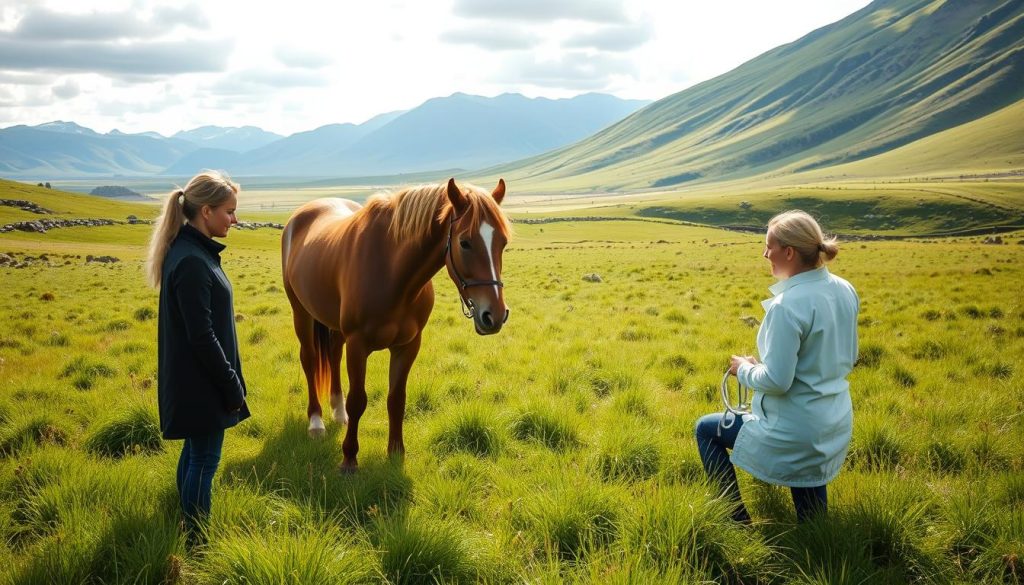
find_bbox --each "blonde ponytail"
[767,210,838,268]
[145,170,240,287]
[146,188,187,287]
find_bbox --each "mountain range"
[0,93,649,179]
[486,0,1024,191]
[2,0,1021,190]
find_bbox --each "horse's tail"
[311,319,333,402]
[281,215,295,277]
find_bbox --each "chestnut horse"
[281,178,510,470]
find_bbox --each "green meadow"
[1,179,1022,584]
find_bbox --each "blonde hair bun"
[767,210,838,267]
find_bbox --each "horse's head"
[443,177,510,335]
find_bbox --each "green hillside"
[792,98,1024,181]
[632,182,1024,237]
[486,0,1024,193]
[0,179,155,222]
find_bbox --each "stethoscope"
[718,368,751,437]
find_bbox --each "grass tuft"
[104,319,131,332]
[248,326,268,344]
[925,439,966,473]
[513,480,620,560]
[594,429,661,482]
[510,407,581,452]
[202,521,378,584]
[890,365,917,388]
[58,356,116,390]
[850,422,904,471]
[623,483,774,579]
[856,344,885,368]
[43,331,69,347]
[83,404,163,458]
[430,407,504,458]
[375,512,497,584]
[0,415,70,456]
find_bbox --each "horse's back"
[286,198,362,236]
[283,198,362,265]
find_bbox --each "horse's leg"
[341,337,369,472]
[328,330,347,425]
[386,333,422,459]
[286,289,327,438]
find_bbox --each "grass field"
[1,179,1023,584]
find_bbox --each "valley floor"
[1,203,1022,583]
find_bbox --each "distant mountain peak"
[34,121,99,135]
[172,126,284,153]
[108,129,166,139]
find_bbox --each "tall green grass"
[1,197,1021,583]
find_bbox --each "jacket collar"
[768,266,829,297]
[179,222,226,258]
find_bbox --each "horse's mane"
[362,182,511,243]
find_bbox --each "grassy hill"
[0,179,155,223]
[634,182,1024,237]
[791,98,1024,181]
[485,0,1024,193]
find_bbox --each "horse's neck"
[386,215,447,296]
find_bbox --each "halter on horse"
[281,178,510,471]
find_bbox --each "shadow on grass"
[220,415,413,527]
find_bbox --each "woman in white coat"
[695,210,859,523]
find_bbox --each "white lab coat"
[733,266,859,487]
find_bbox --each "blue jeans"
[176,429,224,541]
[694,413,827,523]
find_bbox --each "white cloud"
[207,69,329,95]
[441,26,540,51]
[0,37,232,75]
[452,0,628,23]
[0,71,50,84]
[563,21,653,52]
[51,77,79,99]
[274,46,333,69]
[0,3,229,77]
[507,52,632,90]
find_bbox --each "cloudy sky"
[0,0,872,137]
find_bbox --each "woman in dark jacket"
[146,170,250,545]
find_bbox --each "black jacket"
[157,223,250,439]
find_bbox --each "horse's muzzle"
[474,308,509,335]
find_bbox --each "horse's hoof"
[332,408,348,425]
[339,463,358,474]
[308,414,326,438]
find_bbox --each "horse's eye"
[459,240,471,250]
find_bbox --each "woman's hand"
[729,355,759,375]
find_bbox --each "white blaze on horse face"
[480,221,500,298]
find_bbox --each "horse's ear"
[491,178,505,205]
[446,177,469,214]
